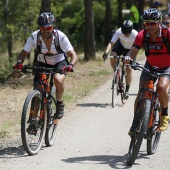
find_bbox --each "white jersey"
[111,28,138,49]
[23,29,73,65]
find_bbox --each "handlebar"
[13,65,74,74]
[128,61,170,78]
[108,56,124,59]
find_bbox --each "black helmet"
[121,20,133,35]
[38,12,55,27]
[142,8,162,21]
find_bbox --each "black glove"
[102,52,108,60]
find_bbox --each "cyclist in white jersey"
[103,20,138,99]
[14,12,78,123]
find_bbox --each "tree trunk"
[84,0,95,61]
[40,0,51,14]
[118,0,122,27]
[104,0,112,45]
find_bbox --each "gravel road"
[0,60,170,170]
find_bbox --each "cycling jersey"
[111,28,138,49]
[23,29,73,65]
[133,26,170,68]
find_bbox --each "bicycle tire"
[21,90,47,155]
[127,99,151,166]
[112,69,119,108]
[120,66,127,104]
[45,86,58,147]
[147,99,161,155]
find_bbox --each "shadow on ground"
[62,151,150,169]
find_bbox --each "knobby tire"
[147,98,161,155]
[21,90,47,155]
[45,86,58,147]
[127,99,151,166]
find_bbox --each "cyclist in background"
[14,12,78,125]
[103,20,138,99]
[124,8,170,133]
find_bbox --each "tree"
[40,0,51,14]
[84,0,95,60]
[104,0,112,45]
[117,0,123,27]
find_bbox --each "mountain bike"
[109,56,127,107]
[127,61,169,166]
[15,65,72,155]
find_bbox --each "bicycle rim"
[45,86,58,147]
[147,100,161,155]
[21,90,47,155]
[112,70,118,108]
[127,99,151,166]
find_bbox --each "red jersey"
[134,26,170,68]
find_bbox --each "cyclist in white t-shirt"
[14,12,78,123]
[103,20,138,99]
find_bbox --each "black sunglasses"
[163,22,170,25]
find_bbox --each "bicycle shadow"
[76,103,110,108]
[62,151,151,169]
[0,145,26,158]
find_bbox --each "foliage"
[0,0,120,83]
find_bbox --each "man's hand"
[14,61,23,70]
[124,56,133,64]
[102,52,108,61]
[62,64,73,72]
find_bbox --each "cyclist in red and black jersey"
[125,8,170,133]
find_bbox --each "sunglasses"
[143,22,158,26]
[163,22,170,25]
[40,26,53,31]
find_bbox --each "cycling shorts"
[34,59,67,85]
[140,61,170,82]
[111,41,130,56]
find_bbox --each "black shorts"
[34,59,67,84]
[111,41,130,56]
[140,61,170,82]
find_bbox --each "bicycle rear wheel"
[21,90,47,155]
[112,69,119,108]
[147,99,161,155]
[120,66,127,104]
[127,99,151,166]
[45,86,58,147]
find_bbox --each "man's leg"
[157,77,169,131]
[54,73,65,119]
[110,51,117,70]
[124,65,132,99]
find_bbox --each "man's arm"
[105,42,115,54]
[66,49,78,66]
[17,50,29,63]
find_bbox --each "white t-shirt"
[23,29,73,65]
[111,28,138,49]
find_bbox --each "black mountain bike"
[16,65,72,155]
[127,61,169,166]
[109,56,127,107]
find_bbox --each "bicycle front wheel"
[112,69,119,108]
[21,90,47,155]
[147,99,161,155]
[45,86,58,147]
[127,99,151,166]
